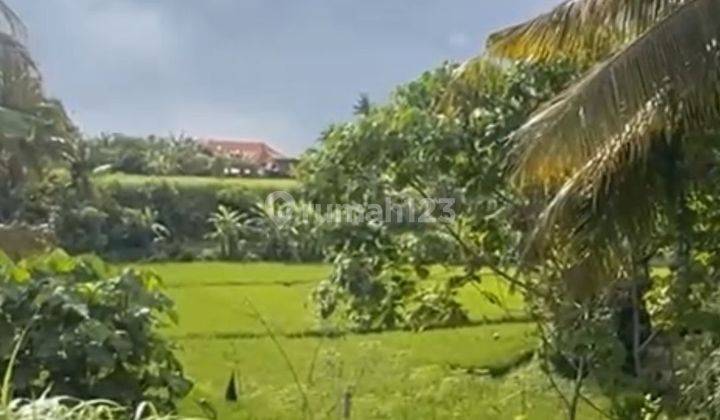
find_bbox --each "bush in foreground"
[0,250,192,413]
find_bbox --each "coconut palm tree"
[481,2,720,390]
[484,0,720,264]
[0,2,72,143]
[487,0,686,65]
[0,1,73,210]
[0,1,73,252]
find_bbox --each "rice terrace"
[1,0,720,419]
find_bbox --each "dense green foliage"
[9,172,299,261]
[96,177,283,249]
[87,134,232,177]
[479,1,720,417]
[0,251,191,411]
[85,133,295,179]
[299,60,576,331]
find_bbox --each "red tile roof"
[200,139,285,165]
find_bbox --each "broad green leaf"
[45,249,76,273]
[9,266,29,283]
[80,319,113,343]
[0,251,13,269]
[87,345,116,370]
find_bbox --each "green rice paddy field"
[131,262,604,419]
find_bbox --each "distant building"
[200,139,298,177]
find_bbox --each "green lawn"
[132,262,601,419]
[95,173,299,192]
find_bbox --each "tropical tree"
[483,0,720,415]
[352,93,372,116]
[486,0,720,255]
[301,60,575,330]
[480,3,720,329]
[0,1,73,221]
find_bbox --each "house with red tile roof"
[200,139,297,176]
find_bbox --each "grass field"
[94,174,299,192]
[130,262,603,419]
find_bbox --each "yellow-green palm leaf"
[487,0,686,63]
[511,0,720,190]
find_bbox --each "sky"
[7,0,557,156]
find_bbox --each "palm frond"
[0,1,43,115]
[487,0,686,62]
[0,1,26,40]
[511,0,720,189]
[523,96,666,253]
[0,34,42,111]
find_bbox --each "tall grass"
[0,396,204,420]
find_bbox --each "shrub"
[21,172,303,261]
[0,250,192,412]
[50,198,166,261]
[99,181,215,242]
[204,201,332,263]
[314,253,413,331]
[114,150,150,175]
[51,205,110,254]
[99,179,285,244]
[242,201,328,262]
[405,282,470,331]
